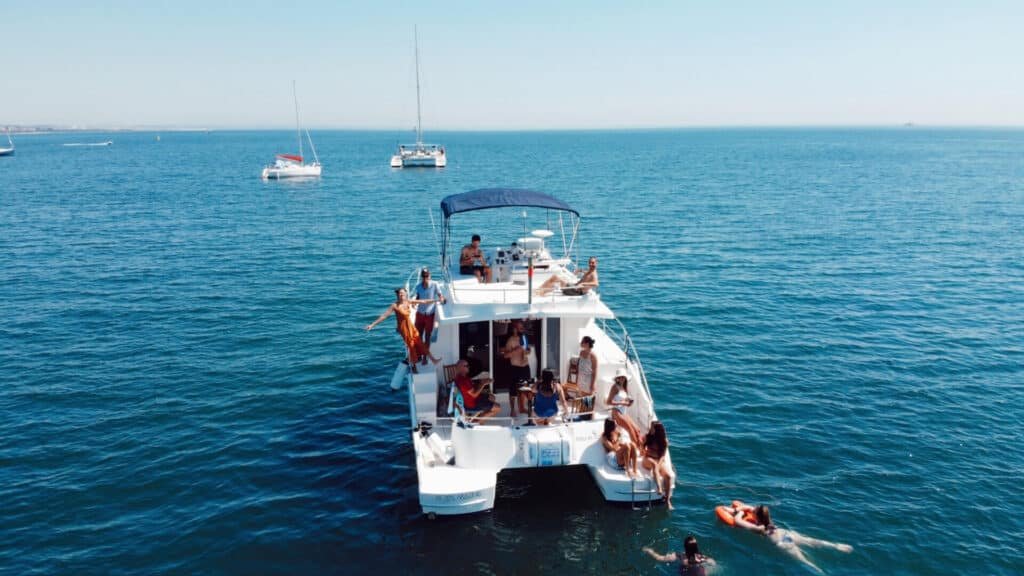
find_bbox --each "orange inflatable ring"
[716,500,757,526]
[715,505,736,525]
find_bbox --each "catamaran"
[262,81,321,179]
[0,128,13,156]
[390,27,446,168]
[393,188,673,516]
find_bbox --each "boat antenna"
[414,25,423,148]
[293,80,304,161]
[428,208,444,272]
[521,210,528,244]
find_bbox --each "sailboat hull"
[0,148,13,157]
[261,164,322,179]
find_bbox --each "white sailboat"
[0,127,14,156]
[262,81,322,179]
[391,27,446,168]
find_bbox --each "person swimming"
[731,503,852,574]
[643,534,716,576]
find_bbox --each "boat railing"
[427,410,604,439]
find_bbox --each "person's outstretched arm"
[642,547,677,563]
[365,305,394,330]
[732,510,766,534]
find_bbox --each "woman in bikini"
[605,368,643,446]
[731,503,853,574]
[642,420,675,510]
[365,288,442,372]
[601,418,639,478]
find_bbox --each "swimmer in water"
[643,535,716,576]
[732,504,852,574]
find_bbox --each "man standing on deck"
[413,267,445,362]
[502,320,532,418]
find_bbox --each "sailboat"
[0,127,14,156]
[262,81,322,179]
[390,27,446,168]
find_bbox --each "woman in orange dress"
[365,288,442,371]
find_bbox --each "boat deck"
[441,267,614,320]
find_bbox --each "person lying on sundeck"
[535,257,599,296]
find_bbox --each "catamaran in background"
[390,27,446,168]
[0,128,13,156]
[262,81,322,180]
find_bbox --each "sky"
[1,0,1022,129]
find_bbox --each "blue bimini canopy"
[440,188,579,219]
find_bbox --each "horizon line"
[7,123,1024,134]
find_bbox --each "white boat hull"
[261,164,322,179]
[0,147,13,157]
[407,365,670,516]
[391,150,446,168]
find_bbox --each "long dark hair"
[539,369,555,394]
[683,535,700,562]
[602,418,617,441]
[644,420,668,455]
[756,505,775,530]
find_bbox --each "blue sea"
[2,128,1023,575]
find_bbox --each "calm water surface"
[2,129,1023,574]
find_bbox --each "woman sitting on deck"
[606,368,643,446]
[642,421,675,510]
[601,418,639,478]
[529,370,567,425]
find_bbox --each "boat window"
[545,318,560,378]
[457,321,490,376]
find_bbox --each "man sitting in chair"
[460,234,492,283]
[455,364,500,423]
[535,257,599,296]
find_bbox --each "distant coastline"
[4,126,213,135]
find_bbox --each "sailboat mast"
[414,25,423,147]
[293,80,304,160]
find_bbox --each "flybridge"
[439,188,581,280]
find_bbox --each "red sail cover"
[276,154,303,163]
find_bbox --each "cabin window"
[545,318,560,378]
[457,321,490,376]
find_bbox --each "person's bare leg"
[662,466,675,510]
[535,276,559,296]
[793,534,853,553]
[782,545,823,574]
[616,445,631,477]
[644,458,663,494]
